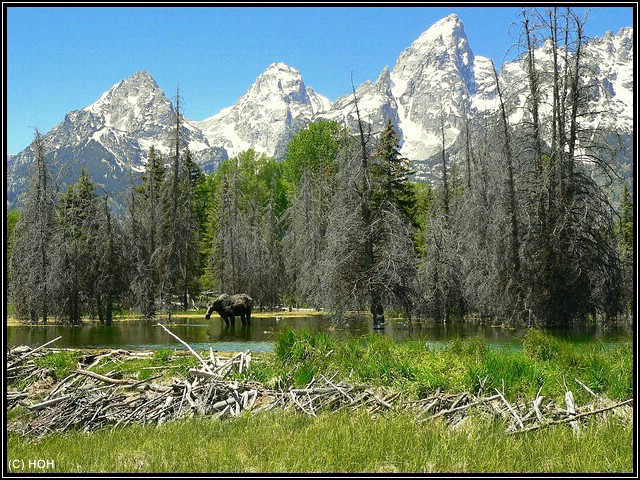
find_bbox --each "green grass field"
[7,328,634,473]
[7,410,632,473]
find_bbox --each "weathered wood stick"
[127,374,163,392]
[112,389,172,429]
[7,364,38,374]
[369,391,393,409]
[290,391,316,417]
[217,404,231,418]
[534,384,544,403]
[512,398,633,434]
[477,375,488,397]
[189,368,223,380]
[210,395,239,411]
[20,368,44,384]
[532,395,545,423]
[13,336,62,363]
[213,363,234,379]
[46,372,80,400]
[322,375,354,403]
[495,389,525,430]
[450,392,467,410]
[290,386,363,395]
[565,390,579,431]
[85,351,119,370]
[8,361,38,372]
[29,395,72,411]
[423,394,502,422]
[245,390,258,410]
[233,393,243,416]
[574,378,598,399]
[417,397,441,417]
[156,323,212,374]
[75,369,134,385]
[238,352,244,374]
[384,392,401,404]
[184,381,197,408]
[209,347,217,367]
[7,392,28,400]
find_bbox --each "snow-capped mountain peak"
[252,62,309,104]
[195,62,331,159]
[386,12,478,166]
[83,70,173,133]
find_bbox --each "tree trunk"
[352,84,385,329]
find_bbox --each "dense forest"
[7,8,633,328]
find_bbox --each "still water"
[6,315,629,353]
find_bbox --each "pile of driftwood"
[8,336,62,383]
[7,327,633,438]
[408,378,633,434]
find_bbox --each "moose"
[205,293,253,326]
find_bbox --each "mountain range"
[7,14,633,208]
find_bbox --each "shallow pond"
[6,313,630,353]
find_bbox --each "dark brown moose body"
[205,293,253,326]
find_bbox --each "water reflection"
[6,315,630,352]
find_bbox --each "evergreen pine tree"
[9,129,56,323]
[372,119,417,225]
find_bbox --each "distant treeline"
[8,8,633,328]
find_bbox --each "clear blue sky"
[5,5,634,155]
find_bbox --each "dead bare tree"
[318,86,418,327]
[517,7,624,326]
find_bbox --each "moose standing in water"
[205,293,253,326]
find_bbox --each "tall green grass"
[7,410,632,473]
[249,328,632,403]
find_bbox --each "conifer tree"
[156,89,201,315]
[9,129,56,323]
[51,169,100,324]
[371,119,416,225]
[128,146,165,318]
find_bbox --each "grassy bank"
[7,329,634,473]
[249,328,633,403]
[6,308,325,325]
